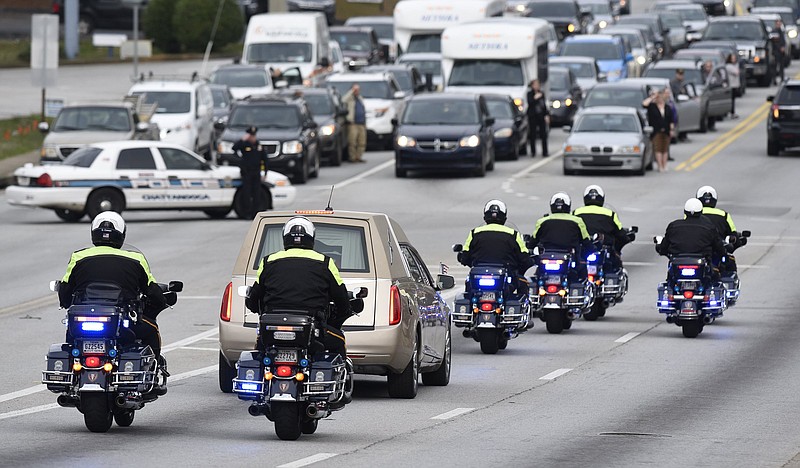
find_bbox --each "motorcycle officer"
[457,199,534,297]
[573,185,634,271]
[59,212,174,394]
[696,185,744,274]
[656,198,727,282]
[530,192,594,281]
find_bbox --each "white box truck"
[393,0,505,55]
[242,12,330,79]
[441,17,551,111]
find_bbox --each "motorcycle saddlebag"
[260,313,315,347]
[233,351,264,399]
[43,343,74,390]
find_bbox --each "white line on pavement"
[539,368,572,380]
[431,408,476,420]
[277,453,339,468]
[614,332,640,344]
[331,160,394,189]
[508,150,564,181]
[0,386,47,404]
[178,346,218,352]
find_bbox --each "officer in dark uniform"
[232,126,270,219]
[656,199,726,282]
[573,185,633,271]
[530,192,594,280]
[695,186,743,273]
[526,78,550,157]
[59,212,174,393]
[458,199,534,296]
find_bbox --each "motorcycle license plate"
[82,340,106,354]
[545,275,562,285]
[480,292,496,301]
[275,350,297,363]
[588,265,597,275]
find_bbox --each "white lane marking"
[431,407,475,420]
[0,328,218,404]
[178,346,218,352]
[507,150,564,181]
[277,453,339,468]
[331,160,394,189]
[539,368,572,380]
[614,332,640,344]
[0,365,218,421]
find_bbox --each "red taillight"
[85,356,101,367]
[36,173,53,187]
[546,285,558,293]
[52,2,61,14]
[588,274,594,283]
[480,302,494,311]
[276,366,293,377]
[220,282,232,322]
[389,285,401,325]
[683,291,694,299]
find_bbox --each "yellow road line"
[685,110,766,171]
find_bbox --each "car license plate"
[275,350,297,363]
[82,340,106,354]
[18,176,29,186]
[480,292,495,301]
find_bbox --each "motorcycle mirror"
[452,243,463,253]
[352,286,368,299]
[168,281,183,293]
[237,285,251,298]
[49,280,61,292]
[532,246,541,256]
[436,274,455,290]
[631,226,639,233]
[741,230,751,237]
[653,235,663,244]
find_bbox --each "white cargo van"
[441,17,551,111]
[393,0,505,55]
[242,12,330,79]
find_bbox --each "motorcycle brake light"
[480,302,494,311]
[276,366,293,377]
[546,285,559,293]
[683,291,694,299]
[85,356,101,368]
[588,274,594,283]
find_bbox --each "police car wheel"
[203,208,231,219]
[55,208,85,223]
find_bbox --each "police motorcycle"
[583,227,638,321]
[719,230,750,308]
[42,280,181,433]
[232,286,366,441]
[654,235,730,338]
[451,245,532,355]
[527,241,595,334]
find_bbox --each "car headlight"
[321,124,336,136]
[459,135,480,147]
[636,55,647,65]
[551,100,562,109]
[789,29,798,39]
[513,98,524,111]
[374,107,389,118]
[723,0,730,5]
[618,145,642,154]
[567,23,576,33]
[565,98,573,107]
[282,140,303,154]
[41,146,58,157]
[217,141,234,154]
[564,144,590,154]
[598,20,608,29]
[396,135,416,147]
[516,3,526,11]
[494,127,513,138]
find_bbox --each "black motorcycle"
[233,287,366,440]
[42,280,181,432]
[530,247,595,334]
[719,230,750,308]
[583,227,637,321]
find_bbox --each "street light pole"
[133,4,139,80]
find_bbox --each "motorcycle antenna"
[325,186,335,211]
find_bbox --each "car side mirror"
[214,120,226,131]
[352,286,368,298]
[391,117,398,126]
[626,52,634,62]
[631,226,639,233]
[452,243,463,253]
[436,274,455,290]
[485,117,495,126]
[531,246,540,256]
[274,80,289,89]
[304,120,317,130]
[562,125,571,133]
[767,95,774,102]
[38,121,50,133]
[337,108,348,117]
[168,281,184,292]
[237,285,251,298]
[653,235,663,245]
[741,230,751,237]
[135,122,149,132]
[677,94,689,102]
[643,125,654,134]
[49,280,61,292]
[393,91,405,99]
[200,162,212,171]
[597,72,607,81]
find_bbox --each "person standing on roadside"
[342,84,367,163]
[232,126,270,219]
[526,79,550,157]
[725,53,740,119]
[643,88,675,172]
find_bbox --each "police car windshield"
[777,85,800,104]
[402,100,479,125]
[53,107,131,132]
[229,105,300,129]
[62,147,102,167]
[255,224,370,272]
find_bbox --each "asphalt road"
[2,12,800,468]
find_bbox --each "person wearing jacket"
[341,84,367,163]
[573,185,633,270]
[531,192,594,281]
[656,199,726,282]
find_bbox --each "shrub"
[144,0,180,53]
[173,0,243,53]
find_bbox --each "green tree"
[144,0,180,53]
[173,0,244,53]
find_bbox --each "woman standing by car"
[643,88,674,172]
[726,53,740,119]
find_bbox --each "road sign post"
[31,14,59,121]
[122,0,146,81]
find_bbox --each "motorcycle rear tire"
[682,321,702,338]
[478,329,500,354]
[272,402,303,441]
[301,418,319,434]
[545,310,564,334]
[114,409,135,427]
[82,393,113,433]
[584,300,605,321]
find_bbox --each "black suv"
[703,17,774,87]
[525,0,593,39]
[216,95,321,184]
[767,80,800,156]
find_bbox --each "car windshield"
[134,91,191,114]
[408,34,441,53]
[645,67,703,84]
[330,31,372,52]
[402,100,479,125]
[256,223,370,272]
[387,70,413,91]
[704,22,766,40]
[561,41,623,60]
[584,88,643,107]
[399,59,441,77]
[228,105,300,129]
[754,0,795,8]
[554,61,596,77]
[662,14,683,28]
[528,2,579,16]
[576,113,640,132]
[211,88,231,108]
[486,100,515,118]
[210,68,270,88]
[674,7,707,20]
[350,23,393,40]
[449,60,525,86]
[327,80,392,99]
[550,70,571,91]
[62,147,102,167]
[303,94,335,115]
[675,51,722,64]
[777,85,800,104]
[246,42,312,63]
[613,32,644,48]
[582,3,612,14]
[53,107,131,132]
[618,17,659,31]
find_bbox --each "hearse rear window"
[254,223,370,273]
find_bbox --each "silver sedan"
[562,106,654,175]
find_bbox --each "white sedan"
[6,141,296,222]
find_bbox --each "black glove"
[350,298,364,314]
[164,291,178,307]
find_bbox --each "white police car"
[6,141,296,222]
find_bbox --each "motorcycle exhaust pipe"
[703,315,714,324]
[248,404,266,417]
[666,315,675,324]
[57,395,78,408]
[306,405,319,418]
[115,394,143,410]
